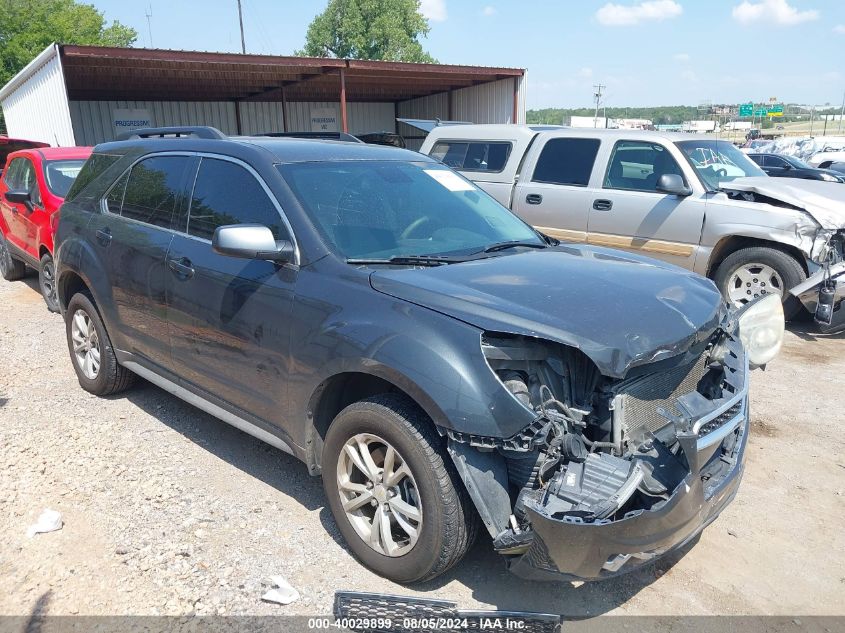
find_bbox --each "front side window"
[187,158,285,241]
[121,156,190,229]
[278,161,542,260]
[44,160,86,197]
[430,141,512,172]
[604,141,686,193]
[676,139,765,191]
[3,158,24,188]
[532,138,599,186]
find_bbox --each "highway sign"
[768,104,784,117]
[754,108,768,117]
[739,103,753,117]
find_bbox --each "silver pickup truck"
[420,125,845,325]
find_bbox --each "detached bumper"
[791,261,845,334]
[509,399,749,581]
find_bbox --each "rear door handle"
[593,199,613,211]
[526,193,543,205]
[95,227,112,246]
[167,257,195,279]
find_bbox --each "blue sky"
[92,0,845,109]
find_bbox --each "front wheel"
[38,253,60,313]
[322,394,477,583]
[713,246,806,319]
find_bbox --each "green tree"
[0,0,137,133]
[297,0,437,63]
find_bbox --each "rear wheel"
[65,292,135,396]
[713,246,806,319]
[322,394,477,583]
[38,253,60,313]
[0,232,26,281]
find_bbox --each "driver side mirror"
[655,174,692,197]
[212,224,295,263]
[5,189,34,212]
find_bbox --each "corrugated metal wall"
[396,77,524,150]
[69,100,396,145]
[0,47,75,146]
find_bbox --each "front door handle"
[95,227,112,246]
[593,199,613,211]
[167,257,195,279]
[526,193,543,205]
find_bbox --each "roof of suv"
[95,135,434,164]
[424,124,721,145]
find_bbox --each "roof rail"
[258,131,363,143]
[116,126,227,141]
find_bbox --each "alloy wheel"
[71,309,101,380]
[727,263,784,307]
[336,433,422,557]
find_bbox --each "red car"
[0,146,92,311]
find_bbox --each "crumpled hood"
[721,177,845,229]
[370,245,724,378]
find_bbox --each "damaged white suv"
[421,127,845,324]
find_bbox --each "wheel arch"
[304,369,448,476]
[706,235,808,278]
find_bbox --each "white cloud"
[674,52,691,62]
[481,6,497,16]
[680,69,698,82]
[834,24,845,34]
[732,0,818,26]
[595,1,683,26]
[578,67,594,78]
[419,0,447,22]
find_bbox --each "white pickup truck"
[420,124,845,320]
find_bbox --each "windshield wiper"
[478,240,548,254]
[347,255,466,266]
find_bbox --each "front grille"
[698,401,742,435]
[614,355,710,438]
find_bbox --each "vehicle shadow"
[119,379,671,616]
[118,381,324,512]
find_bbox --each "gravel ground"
[1,274,844,618]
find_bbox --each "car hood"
[369,246,724,378]
[721,176,845,229]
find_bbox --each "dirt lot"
[1,274,844,618]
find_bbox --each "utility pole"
[145,5,153,48]
[839,90,844,134]
[593,84,605,129]
[237,0,246,54]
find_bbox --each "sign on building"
[310,107,339,132]
[112,109,153,137]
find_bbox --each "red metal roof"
[59,45,524,103]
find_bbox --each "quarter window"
[105,171,129,215]
[532,138,600,186]
[187,158,285,241]
[604,141,685,193]
[430,141,512,172]
[121,156,190,229]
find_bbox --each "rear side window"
[532,138,600,186]
[120,156,191,229]
[430,141,512,172]
[187,158,285,241]
[65,153,122,202]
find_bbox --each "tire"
[65,292,135,396]
[713,246,806,319]
[0,231,26,281]
[322,394,478,583]
[38,252,60,313]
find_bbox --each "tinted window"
[532,138,599,186]
[430,141,512,172]
[604,141,685,192]
[121,156,190,229]
[65,153,122,202]
[748,154,764,166]
[105,171,129,215]
[187,158,284,241]
[4,157,36,192]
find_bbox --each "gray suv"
[55,127,781,583]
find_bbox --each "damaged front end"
[448,324,749,581]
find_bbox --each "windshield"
[277,161,543,261]
[677,140,766,190]
[45,159,86,197]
